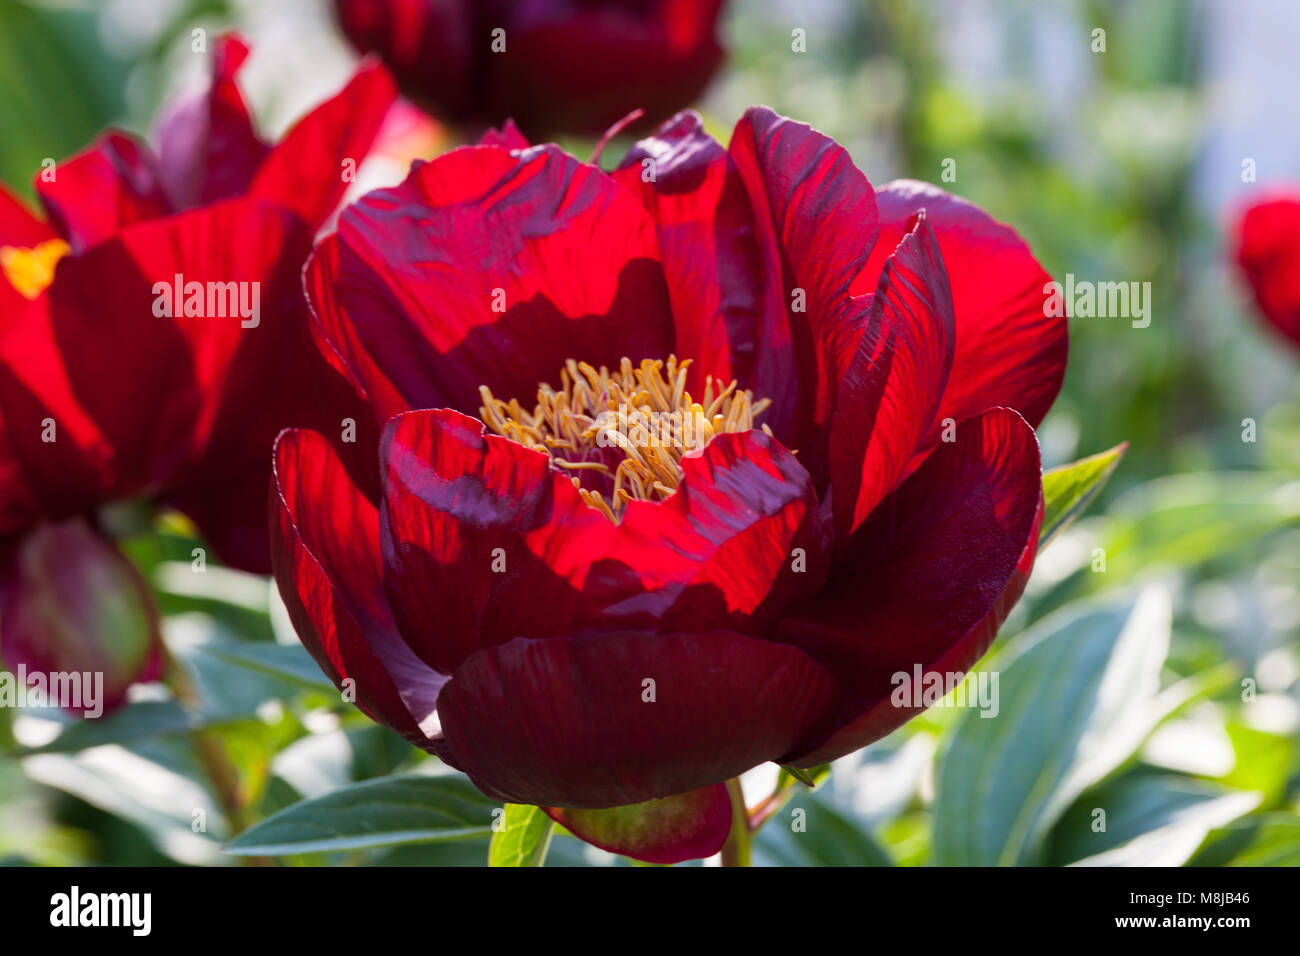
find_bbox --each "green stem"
[719,778,752,867]
[159,642,248,836]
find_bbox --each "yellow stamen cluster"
[479,356,771,521]
[0,238,70,300]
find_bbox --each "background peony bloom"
[0,519,162,716]
[1233,190,1300,350]
[277,108,1067,862]
[0,34,394,710]
[332,0,727,139]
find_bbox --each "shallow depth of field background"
[1,0,1297,866]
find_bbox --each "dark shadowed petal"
[855,180,1067,429]
[1234,192,1300,349]
[35,132,172,252]
[544,783,732,864]
[379,408,828,675]
[270,428,449,755]
[777,407,1043,766]
[153,34,269,210]
[726,107,879,449]
[437,628,839,808]
[305,144,673,424]
[828,211,954,542]
[332,0,477,123]
[248,61,397,231]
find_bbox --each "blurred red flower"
[274,109,1067,861]
[0,35,394,709]
[1233,190,1300,349]
[333,0,727,139]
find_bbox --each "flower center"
[479,356,771,521]
[0,238,70,300]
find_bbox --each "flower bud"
[0,518,162,717]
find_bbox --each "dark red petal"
[379,408,827,675]
[828,212,955,542]
[35,131,172,252]
[544,783,732,864]
[153,33,269,209]
[437,629,838,808]
[1234,191,1300,348]
[726,107,880,450]
[332,0,477,123]
[270,428,448,755]
[612,110,764,398]
[855,180,1067,429]
[477,119,529,151]
[248,61,397,231]
[483,0,726,138]
[0,411,41,537]
[778,407,1043,765]
[305,145,672,424]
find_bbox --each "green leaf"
[932,588,1176,866]
[1039,443,1126,548]
[10,700,199,756]
[1089,472,1300,586]
[488,804,555,867]
[224,774,496,856]
[1190,813,1300,867]
[754,791,893,867]
[1045,774,1260,866]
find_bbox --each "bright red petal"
[779,407,1043,765]
[828,211,954,542]
[1235,191,1300,348]
[270,428,448,755]
[305,145,673,424]
[248,61,397,231]
[379,408,828,676]
[612,111,766,401]
[726,107,880,449]
[437,628,838,807]
[35,132,172,252]
[855,180,1066,429]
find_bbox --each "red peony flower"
[275,108,1067,862]
[0,35,394,710]
[1233,190,1300,349]
[332,0,727,139]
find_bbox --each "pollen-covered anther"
[0,238,70,300]
[479,356,772,521]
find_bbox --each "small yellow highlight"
[480,356,772,521]
[0,238,70,300]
